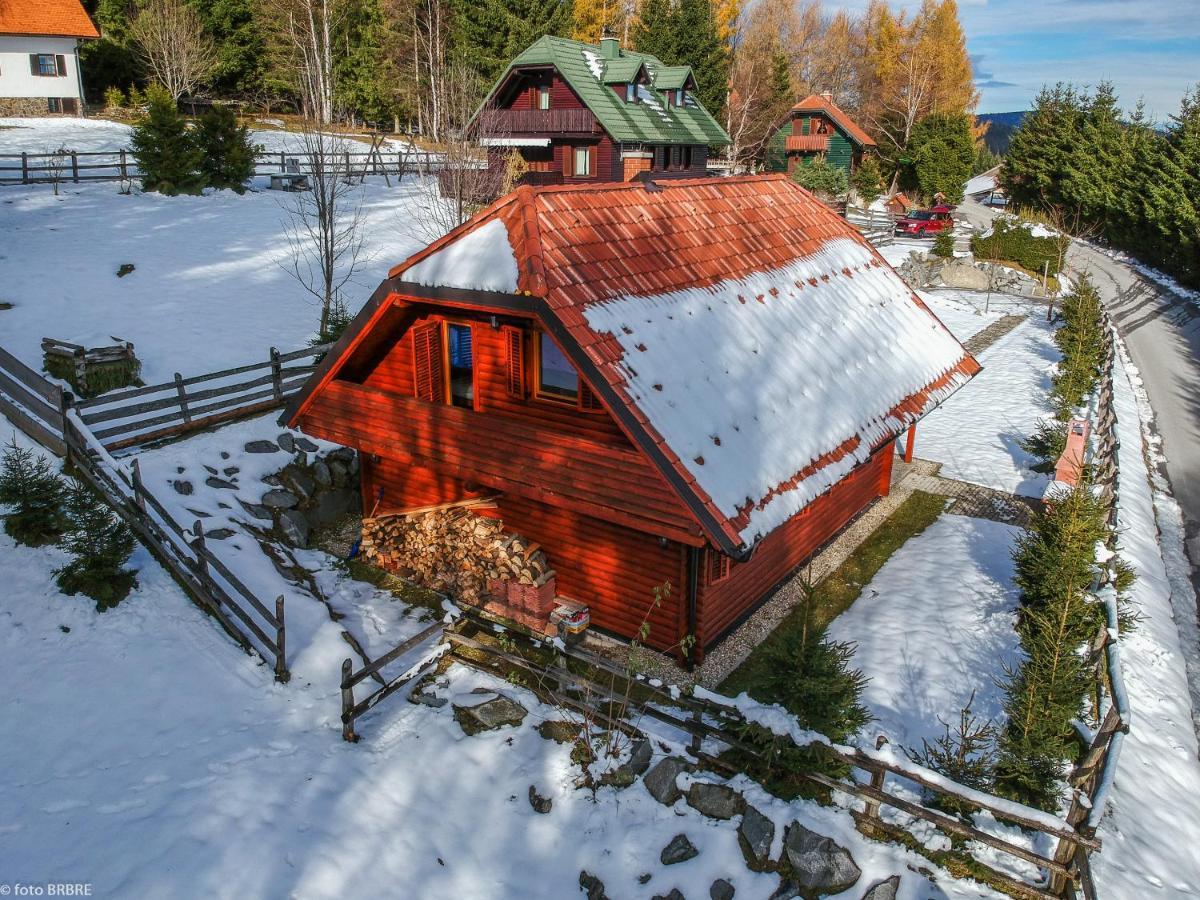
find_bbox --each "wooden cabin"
[284,176,978,660]
[472,34,729,187]
[766,93,876,177]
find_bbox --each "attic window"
[675,89,684,106]
[706,550,732,585]
[626,83,637,103]
[535,332,578,403]
[537,85,550,110]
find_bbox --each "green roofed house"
[473,34,729,186]
[765,93,876,177]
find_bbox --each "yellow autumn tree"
[914,0,978,115]
[713,0,740,45]
[573,0,626,43]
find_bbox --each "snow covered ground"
[917,289,1003,344]
[915,310,1059,497]
[1090,339,1200,897]
[0,423,1010,900]
[827,514,1024,753]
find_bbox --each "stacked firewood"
[360,498,552,604]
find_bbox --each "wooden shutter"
[588,146,597,178]
[503,326,525,398]
[707,551,731,585]
[30,54,38,76]
[578,380,603,412]
[56,55,67,76]
[411,322,445,403]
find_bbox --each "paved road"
[956,199,1200,586]
[1069,243,1200,585]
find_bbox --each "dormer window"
[626,83,637,103]
[675,89,684,106]
[537,85,550,110]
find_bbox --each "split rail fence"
[73,343,329,453]
[0,341,310,679]
[0,148,453,186]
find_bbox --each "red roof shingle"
[0,0,98,38]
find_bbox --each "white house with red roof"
[0,0,98,116]
[284,175,979,659]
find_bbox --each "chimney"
[600,28,620,59]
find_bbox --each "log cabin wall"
[694,444,895,648]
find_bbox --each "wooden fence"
[0,342,292,679]
[340,619,448,741]
[0,148,452,186]
[846,206,896,247]
[74,343,329,452]
[438,606,1100,900]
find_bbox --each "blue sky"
[831,0,1199,118]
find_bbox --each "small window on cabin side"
[446,323,474,409]
[681,145,693,168]
[707,551,732,585]
[537,85,551,110]
[572,146,592,177]
[535,332,578,402]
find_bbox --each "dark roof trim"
[530,296,743,557]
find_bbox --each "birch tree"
[263,0,342,124]
[130,0,217,101]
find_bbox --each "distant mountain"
[976,111,1029,155]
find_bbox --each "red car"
[894,207,954,236]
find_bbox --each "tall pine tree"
[452,0,572,82]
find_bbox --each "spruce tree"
[851,154,885,205]
[195,104,257,192]
[669,0,729,118]
[130,85,206,196]
[194,0,267,97]
[632,0,675,65]
[1002,84,1084,211]
[790,156,849,200]
[904,111,974,202]
[0,442,68,547]
[1050,277,1105,417]
[54,486,137,611]
[1061,82,1126,231]
[1167,88,1200,285]
[452,0,572,82]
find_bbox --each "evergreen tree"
[1050,277,1105,417]
[1167,88,1200,285]
[79,0,138,100]
[850,154,885,205]
[191,0,267,97]
[195,104,257,192]
[452,0,572,82]
[0,442,68,547]
[130,85,206,196]
[904,111,974,202]
[669,0,728,117]
[1061,82,1126,231]
[631,0,674,64]
[1002,84,1085,211]
[790,156,849,200]
[55,486,137,611]
[932,228,955,259]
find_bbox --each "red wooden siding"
[299,379,703,543]
[362,311,629,445]
[694,445,895,647]
[360,455,480,514]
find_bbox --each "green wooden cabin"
[765,94,876,176]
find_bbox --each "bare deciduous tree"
[130,0,217,101]
[263,0,343,125]
[279,125,372,340]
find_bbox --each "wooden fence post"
[192,519,209,581]
[269,347,283,403]
[73,348,87,396]
[131,458,146,513]
[688,707,702,756]
[21,151,28,184]
[341,658,358,742]
[274,595,289,682]
[119,149,128,179]
[174,372,191,424]
[862,735,889,827]
[70,151,79,183]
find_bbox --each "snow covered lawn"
[917,289,1003,344]
[827,513,1024,752]
[915,315,1059,497]
[0,426,1010,899]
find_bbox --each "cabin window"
[535,332,579,403]
[446,323,475,409]
[671,146,681,169]
[625,83,637,103]
[537,85,551,110]
[31,54,65,77]
[571,146,592,177]
[706,551,732,585]
[675,89,684,106]
[681,145,693,168]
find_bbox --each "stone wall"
[0,97,52,117]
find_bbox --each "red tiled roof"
[785,134,831,152]
[0,0,98,38]
[789,94,876,147]
[370,176,978,552]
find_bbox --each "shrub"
[970,219,1061,277]
[790,156,850,201]
[104,86,125,110]
[195,104,257,193]
[1050,277,1105,417]
[932,228,955,259]
[54,486,137,611]
[850,154,885,205]
[0,442,68,546]
[906,692,997,816]
[130,84,205,196]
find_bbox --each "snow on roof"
[327,176,978,553]
[965,171,999,196]
[584,237,970,544]
[398,218,519,294]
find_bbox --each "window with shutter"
[503,327,525,398]
[411,322,445,403]
[578,381,603,412]
[707,551,732,585]
[56,55,67,76]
